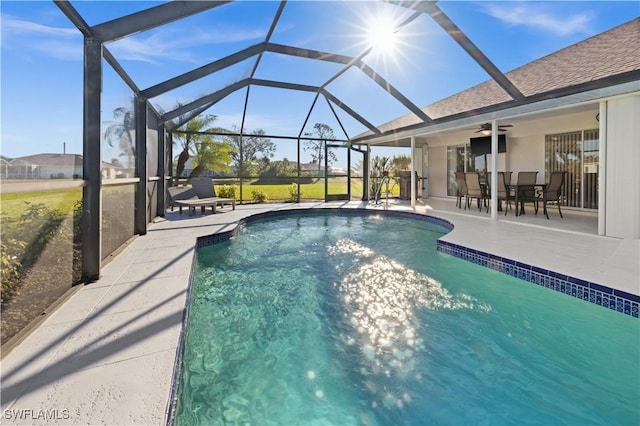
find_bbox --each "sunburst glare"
[366,15,398,54]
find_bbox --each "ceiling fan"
[474,123,513,134]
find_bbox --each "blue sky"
[1,0,638,162]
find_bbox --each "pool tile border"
[437,240,639,318]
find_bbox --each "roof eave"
[354,72,640,145]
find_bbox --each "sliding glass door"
[545,129,599,209]
[446,145,475,196]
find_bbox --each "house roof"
[15,153,122,169]
[354,17,640,141]
[17,153,83,167]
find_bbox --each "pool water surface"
[173,213,639,425]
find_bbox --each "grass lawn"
[238,179,398,201]
[1,188,82,219]
[242,181,354,200]
[0,178,399,219]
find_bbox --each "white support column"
[603,94,640,239]
[598,101,607,236]
[411,136,416,208]
[490,121,498,219]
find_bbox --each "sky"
[1,0,638,164]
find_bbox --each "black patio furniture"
[486,172,512,215]
[464,172,489,211]
[509,171,540,216]
[455,172,467,208]
[535,171,566,219]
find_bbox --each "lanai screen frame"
[54,0,529,281]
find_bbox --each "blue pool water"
[174,213,639,425]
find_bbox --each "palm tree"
[189,135,235,177]
[173,112,222,179]
[103,105,135,172]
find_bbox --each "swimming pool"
[171,211,639,425]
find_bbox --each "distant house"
[1,156,12,178]
[0,153,123,180]
[15,153,82,179]
[2,156,38,179]
[298,162,325,177]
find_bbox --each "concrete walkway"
[1,201,638,425]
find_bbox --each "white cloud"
[106,26,266,64]
[483,3,594,36]
[1,17,78,37]
[1,16,81,60]
[2,14,266,65]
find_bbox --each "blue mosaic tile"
[614,290,640,303]
[591,283,613,294]
[435,241,636,318]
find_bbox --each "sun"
[366,16,398,54]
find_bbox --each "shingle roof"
[17,153,83,167]
[359,17,640,138]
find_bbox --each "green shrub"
[217,185,237,199]
[287,183,302,202]
[251,190,267,203]
[0,202,69,303]
[1,239,26,301]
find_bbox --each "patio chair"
[464,172,488,211]
[167,186,197,214]
[172,177,236,215]
[515,171,539,214]
[503,171,512,186]
[535,171,566,219]
[455,172,467,208]
[486,172,511,215]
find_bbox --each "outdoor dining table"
[507,183,547,216]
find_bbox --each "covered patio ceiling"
[54,0,540,143]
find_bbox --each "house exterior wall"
[38,165,82,179]
[604,94,640,239]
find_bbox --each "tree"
[370,155,391,196]
[171,110,228,179]
[303,123,337,177]
[256,159,297,184]
[103,104,135,171]
[110,158,124,168]
[189,136,235,177]
[228,127,276,176]
[391,154,412,171]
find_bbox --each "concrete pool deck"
[1,200,638,425]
